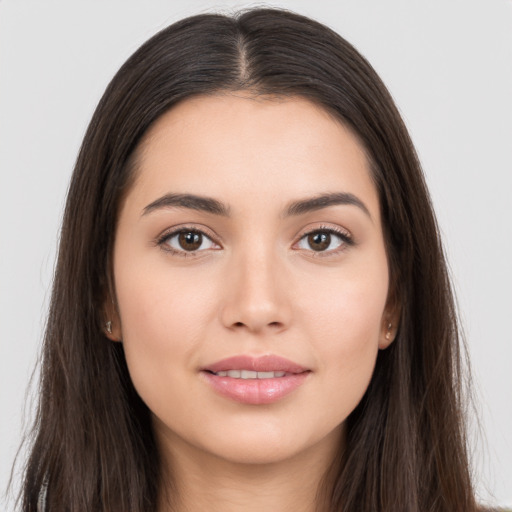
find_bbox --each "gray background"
[1,0,511,508]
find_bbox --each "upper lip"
[202,355,309,374]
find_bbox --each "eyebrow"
[142,193,231,217]
[142,191,371,219]
[284,192,371,219]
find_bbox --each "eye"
[159,228,219,254]
[295,228,352,253]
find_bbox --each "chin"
[192,418,343,467]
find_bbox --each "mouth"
[207,370,289,379]
[201,355,311,405]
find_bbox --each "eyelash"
[156,225,220,258]
[156,225,354,258]
[295,225,354,258]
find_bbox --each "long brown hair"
[18,8,478,511]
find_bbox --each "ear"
[379,293,401,350]
[103,295,123,342]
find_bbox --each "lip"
[201,355,310,405]
[203,355,308,374]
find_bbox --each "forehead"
[125,93,379,218]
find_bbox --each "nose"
[220,246,292,335]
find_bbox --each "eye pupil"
[178,231,202,251]
[308,232,330,251]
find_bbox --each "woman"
[18,8,482,511]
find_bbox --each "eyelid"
[154,223,353,258]
[155,224,222,256]
[293,224,354,256]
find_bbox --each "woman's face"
[110,94,395,466]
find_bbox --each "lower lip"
[201,371,310,405]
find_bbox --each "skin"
[107,94,398,512]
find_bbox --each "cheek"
[320,292,383,376]
[113,261,217,409]
[115,250,219,339]
[302,261,389,347]
[297,261,388,405]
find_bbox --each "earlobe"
[103,318,122,342]
[385,322,392,342]
[103,292,122,342]
[379,300,401,349]
[379,320,396,349]
[379,281,401,349]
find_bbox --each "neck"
[156,428,342,512]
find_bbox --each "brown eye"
[296,229,350,254]
[178,231,202,251]
[161,229,218,254]
[308,232,331,251]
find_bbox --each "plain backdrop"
[1,0,511,509]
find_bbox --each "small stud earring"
[385,323,392,341]
[106,321,112,335]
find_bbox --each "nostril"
[231,320,282,330]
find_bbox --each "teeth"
[214,370,287,379]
